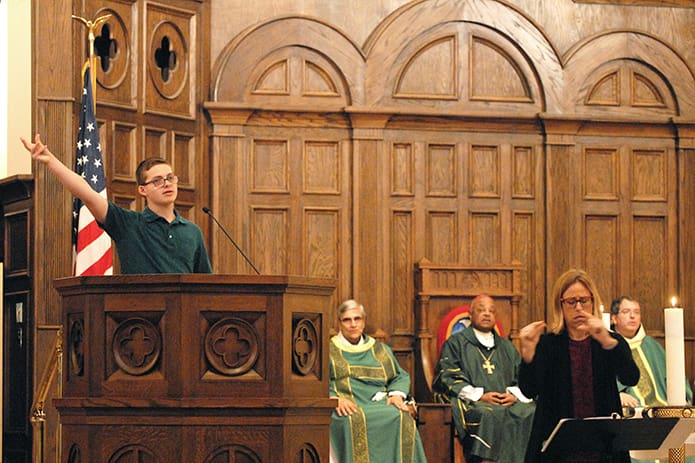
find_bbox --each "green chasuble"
[329,335,428,463]
[433,328,535,463]
[616,325,694,463]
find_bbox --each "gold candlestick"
[644,406,695,463]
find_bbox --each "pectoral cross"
[482,358,495,374]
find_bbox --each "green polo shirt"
[101,202,212,274]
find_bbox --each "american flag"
[72,65,113,276]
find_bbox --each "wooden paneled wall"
[29,1,209,461]
[204,1,695,386]
[26,4,695,460]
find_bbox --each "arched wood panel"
[205,1,695,395]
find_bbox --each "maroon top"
[570,337,594,418]
[566,337,601,463]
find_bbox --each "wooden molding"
[573,0,695,6]
[672,118,695,149]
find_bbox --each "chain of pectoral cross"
[476,347,496,374]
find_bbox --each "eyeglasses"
[561,296,593,307]
[141,173,178,188]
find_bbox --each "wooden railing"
[30,327,63,463]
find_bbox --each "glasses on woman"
[142,173,178,188]
[561,296,593,307]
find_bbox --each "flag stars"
[77,140,83,151]
[84,138,92,148]
[90,174,99,184]
[93,158,102,169]
[86,122,95,132]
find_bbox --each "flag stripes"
[72,65,113,276]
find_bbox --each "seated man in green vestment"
[433,295,535,463]
[329,299,428,463]
[610,296,694,463]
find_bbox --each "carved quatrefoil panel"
[108,445,157,463]
[292,318,319,376]
[68,317,85,377]
[204,444,261,463]
[148,19,188,100]
[112,317,162,376]
[67,444,81,463]
[205,318,260,376]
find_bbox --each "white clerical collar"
[624,324,646,348]
[337,331,365,347]
[473,327,495,349]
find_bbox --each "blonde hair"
[548,269,603,334]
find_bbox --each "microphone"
[202,207,261,275]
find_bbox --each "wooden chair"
[436,304,505,359]
[413,258,523,463]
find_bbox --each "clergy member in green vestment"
[433,295,535,463]
[329,299,428,463]
[610,296,694,463]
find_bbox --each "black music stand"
[541,416,680,459]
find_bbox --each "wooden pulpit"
[53,274,336,463]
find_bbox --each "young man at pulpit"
[329,299,428,463]
[433,295,535,463]
[21,134,212,274]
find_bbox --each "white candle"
[601,304,611,329]
[665,296,686,405]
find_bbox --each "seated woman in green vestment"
[329,299,428,463]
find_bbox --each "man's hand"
[19,133,109,223]
[480,392,517,406]
[619,392,639,409]
[20,134,53,165]
[333,397,359,416]
[497,392,517,407]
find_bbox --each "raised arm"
[21,134,108,223]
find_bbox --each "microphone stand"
[202,207,261,275]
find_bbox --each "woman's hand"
[333,397,359,416]
[575,312,617,349]
[386,394,411,412]
[519,320,546,363]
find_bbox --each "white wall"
[1,0,32,458]
[0,262,3,461]
[1,0,32,179]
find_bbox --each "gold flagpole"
[72,14,111,110]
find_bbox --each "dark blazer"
[518,331,639,463]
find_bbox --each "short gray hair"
[337,299,366,318]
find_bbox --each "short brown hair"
[548,269,603,334]
[136,158,169,185]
